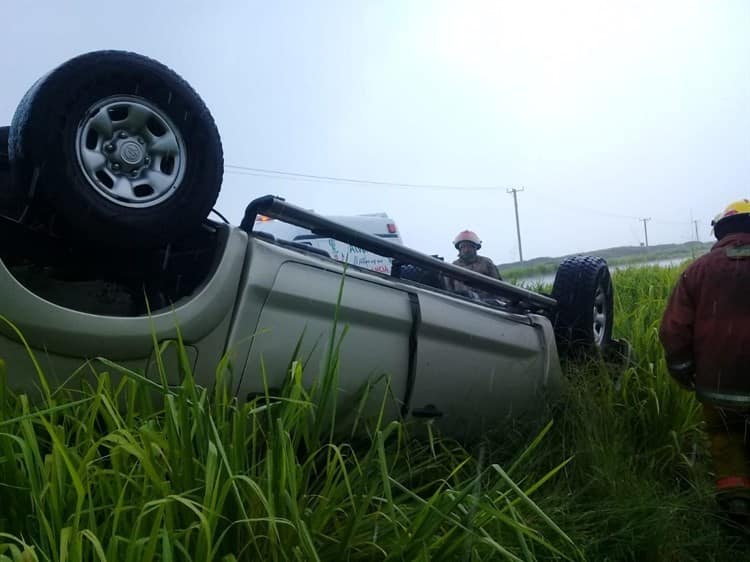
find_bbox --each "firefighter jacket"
[452,256,501,279]
[659,232,750,401]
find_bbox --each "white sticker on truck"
[311,239,393,274]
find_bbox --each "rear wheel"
[0,126,7,167]
[551,256,614,357]
[0,126,22,218]
[8,50,223,248]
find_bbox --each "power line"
[225,164,506,191]
[224,163,705,232]
[540,193,688,224]
[225,169,337,186]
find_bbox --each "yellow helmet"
[712,199,750,226]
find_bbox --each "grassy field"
[497,241,710,281]
[0,264,747,560]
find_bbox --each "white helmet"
[453,230,482,249]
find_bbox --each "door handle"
[411,404,443,419]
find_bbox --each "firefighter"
[452,230,501,279]
[448,230,501,296]
[659,199,750,524]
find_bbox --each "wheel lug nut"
[144,156,151,165]
[104,143,115,152]
[118,131,128,139]
[137,137,145,144]
[112,162,121,171]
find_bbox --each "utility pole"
[693,219,700,242]
[640,217,651,248]
[507,187,524,262]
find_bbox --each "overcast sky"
[2,1,748,263]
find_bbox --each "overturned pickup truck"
[0,51,617,439]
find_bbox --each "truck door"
[406,290,557,439]
[240,261,413,424]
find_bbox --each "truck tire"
[0,126,8,169]
[0,126,16,215]
[8,50,223,248]
[551,256,613,357]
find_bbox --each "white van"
[253,212,404,274]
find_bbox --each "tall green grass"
[517,264,750,561]
[0,326,576,560]
[0,263,747,560]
